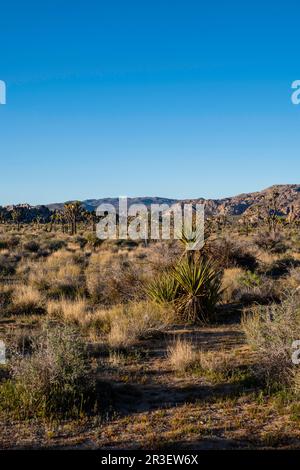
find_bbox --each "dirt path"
[1,322,300,450]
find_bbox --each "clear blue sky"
[0,1,300,205]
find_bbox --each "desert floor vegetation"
[0,221,300,449]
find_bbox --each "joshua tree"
[48,213,57,232]
[11,207,23,231]
[86,210,98,232]
[63,201,83,235]
[0,207,9,225]
[263,190,281,234]
[240,214,251,236]
[35,215,42,229]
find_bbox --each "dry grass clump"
[85,251,114,303]
[167,340,241,381]
[47,297,87,322]
[106,302,172,349]
[30,250,84,298]
[167,339,197,372]
[242,293,300,391]
[107,323,132,349]
[221,267,244,303]
[47,298,111,337]
[46,298,171,344]
[194,349,240,383]
[12,285,44,315]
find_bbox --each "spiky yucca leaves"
[146,273,179,305]
[172,258,223,324]
[146,257,222,324]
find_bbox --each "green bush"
[0,324,97,419]
[242,293,300,392]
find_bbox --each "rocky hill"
[185,184,300,218]
[47,184,300,218]
[2,185,300,221]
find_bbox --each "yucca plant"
[146,257,222,324]
[172,258,222,324]
[146,272,179,305]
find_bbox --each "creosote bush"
[242,293,300,392]
[0,324,97,418]
[209,237,258,271]
[254,231,287,254]
[86,251,144,305]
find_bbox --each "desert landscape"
[0,184,299,450]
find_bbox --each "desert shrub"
[0,285,13,316]
[239,270,262,288]
[209,237,257,271]
[234,274,279,305]
[264,257,300,278]
[146,241,182,272]
[115,239,139,249]
[86,233,102,250]
[286,267,300,291]
[23,240,40,253]
[86,251,145,305]
[0,324,97,418]
[46,239,67,252]
[74,236,88,249]
[0,236,20,250]
[242,294,300,391]
[254,231,287,254]
[0,240,9,250]
[0,254,17,277]
[167,339,197,372]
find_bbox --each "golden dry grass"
[221,267,244,303]
[167,338,197,372]
[12,285,43,312]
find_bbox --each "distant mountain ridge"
[46,197,179,213]
[3,184,300,220]
[45,184,300,218]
